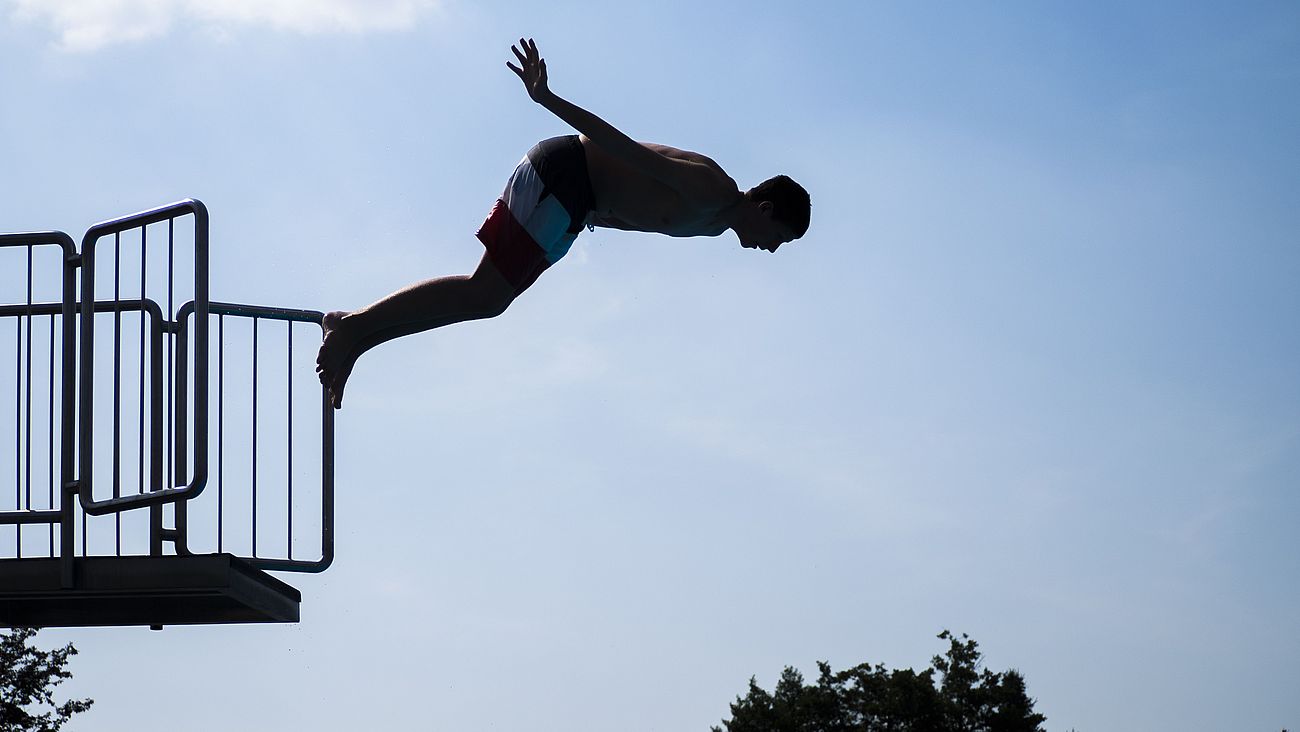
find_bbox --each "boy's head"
[739,175,811,252]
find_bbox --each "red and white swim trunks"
[476,135,596,293]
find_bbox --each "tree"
[713,631,1046,732]
[0,628,93,732]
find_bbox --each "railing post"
[61,240,77,587]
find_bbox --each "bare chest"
[592,183,727,236]
[584,141,731,238]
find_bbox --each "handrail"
[70,299,169,514]
[78,200,208,517]
[172,300,335,574]
[0,298,76,526]
[173,300,335,573]
[0,233,78,584]
[0,510,61,525]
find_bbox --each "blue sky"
[2,1,1298,730]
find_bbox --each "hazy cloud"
[9,0,436,52]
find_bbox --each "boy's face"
[738,202,796,253]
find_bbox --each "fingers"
[513,39,529,65]
[508,37,544,85]
[511,37,541,64]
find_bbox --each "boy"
[317,38,810,408]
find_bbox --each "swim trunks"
[476,135,596,293]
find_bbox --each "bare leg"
[316,253,515,408]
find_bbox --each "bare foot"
[317,311,360,409]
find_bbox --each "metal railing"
[0,199,332,584]
[79,200,208,515]
[173,301,334,572]
[0,232,78,583]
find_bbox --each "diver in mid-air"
[317,38,811,408]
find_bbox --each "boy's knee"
[482,290,513,318]
[468,282,514,319]
[466,258,517,318]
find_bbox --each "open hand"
[506,37,551,104]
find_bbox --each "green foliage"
[713,631,1046,732]
[0,628,93,732]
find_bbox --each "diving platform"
[1,200,334,630]
[0,554,301,627]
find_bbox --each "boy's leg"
[316,253,515,408]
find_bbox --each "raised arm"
[507,38,735,205]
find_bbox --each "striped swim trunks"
[476,135,596,293]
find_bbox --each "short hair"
[748,175,810,239]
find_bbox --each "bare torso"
[581,135,741,238]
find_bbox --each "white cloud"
[8,0,436,52]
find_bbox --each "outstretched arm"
[507,38,734,205]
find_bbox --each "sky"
[2,1,1299,730]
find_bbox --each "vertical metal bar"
[157,221,170,558]
[14,307,18,525]
[25,246,33,518]
[141,225,148,499]
[167,219,173,493]
[168,300,187,554]
[173,302,188,503]
[49,314,55,554]
[193,204,209,531]
[287,323,293,560]
[15,247,26,556]
[167,212,198,556]
[13,311,17,557]
[217,314,224,553]
[114,231,122,554]
[140,226,146,497]
[321,349,334,571]
[60,239,74,585]
[14,302,19,520]
[78,227,95,567]
[144,224,160,556]
[252,316,258,558]
[149,293,164,555]
[61,236,76,584]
